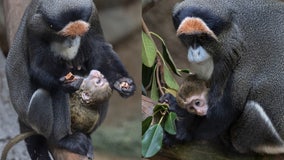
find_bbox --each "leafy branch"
[141,18,189,158]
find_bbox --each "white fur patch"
[187,46,213,80]
[27,89,42,114]
[188,57,214,81]
[255,145,284,154]
[48,151,55,160]
[51,36,81,60]
[248,101,284,154]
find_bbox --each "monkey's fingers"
[62,78,84,93]
[158,93,175,105]
[114,77,136,98]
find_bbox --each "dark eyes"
[195,100,201,106]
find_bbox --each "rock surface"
[0,49,29,159]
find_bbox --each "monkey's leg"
[230,101,284,154]
[19,121,51,160]
[27,89,94,159]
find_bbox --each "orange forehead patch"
[177,17,217,40]
[58,20,90,37]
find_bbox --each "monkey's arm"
[86,34,136,97]
[159,93,194,146]
[29,61,61,91]
[191,76,241,140]
[28,51,82,93]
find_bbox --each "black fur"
[57,132,94,156]
[20,121,51,160]
[165,6,244,144]
[159,94,194,146]
[191,75,241,139]
[173,7,230,36]
[7,1,136,159]
[26,26,134,157]
[166,0,284,154]
[39,6,92,32]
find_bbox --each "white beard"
[188,57,214,80]
[187,46,214,80]
[51,36,81,60]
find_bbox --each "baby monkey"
[176,75,209,116]
[63,70,112,133]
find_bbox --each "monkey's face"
[178,92,208,116]
[175,17,216,80]
[173,7,229,80]
[80,70,112,105]
[28,0,93,60]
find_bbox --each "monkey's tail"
[1,131,37,160]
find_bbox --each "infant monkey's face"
[80,70,112,104]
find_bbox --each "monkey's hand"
[159,94,193,146]
[60,76,84,93]
[114,77,136,98]
[159,93,189,117]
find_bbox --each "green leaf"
[152,104,168,124]
[163,64,179,90]
[142,116,153,136]
[142,32,157,67]
[150,32,181,76]
[150,67,159,101]
[161,40,181,76]
[164,112,177,135]
[163,87,178,97]
[153,104,168,114]
[142,124,164,158]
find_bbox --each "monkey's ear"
[176,17,218,40]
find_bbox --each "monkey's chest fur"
[69,82,112,134]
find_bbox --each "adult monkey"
[5,0,135,159]
[165,0,284,154]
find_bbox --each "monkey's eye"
[195,100,201,106]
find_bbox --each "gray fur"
[5,0,100,140]
[39,0,92,18]
[174,0,284,154]
[5,0,103,158]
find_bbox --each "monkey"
[164,0,284,154]
[176,75,209,116]
[65,70,112,134]
[1,70,112,160]
[5,0,136,159]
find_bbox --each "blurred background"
[0,0,141,159]
[143,0,186,85]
